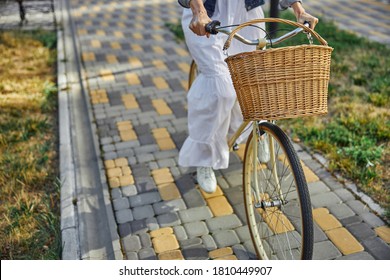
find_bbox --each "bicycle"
[187,18,333,260]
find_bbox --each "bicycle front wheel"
[243,122,313,260]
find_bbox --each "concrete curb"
[57,0,122,260]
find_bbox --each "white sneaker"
[258,133,270,163]
[197,167,217,193]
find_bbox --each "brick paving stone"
[115,209,134,224]
[173,225,188,241]
[158,250,184,260]
[335,251,375,260]
[157,212,181,227]
[111,188,122,199]
[326,227,364,255]
[126,252,138,260]
[360,212,386,228]
[234,226,251,242]
[157,182,182,201]
[313,240,342,260]
[139,233,152,248]
[153,199,186,215]
[213,230,241,248]
[152,234,179,254]
[209,247,233,259]
[130,219,149,235]
[180,237,203,249]
[184,221,209,238]
[207,196,234,217]
[202,235,217,251]
[138,248,157,260]
[224,186,244,205]
[182,245,209,260]
[121,185,138,197]
[113,197,130,210]
[232,244,250,260]
[129,191,161,207]
[133,205,154,220]
[206,214,242,232]
[135,176,157,193]
[307,181,330,195]
[340,215,364,227]
[313,208,342,231]
[313,223,328,243]
[328,203,355,220]
[375,226,390,244]
[362,237,390,260]
[122,235,142,252]
[118,223,132,238]
[346,200,371,215]
[310,192,343,208]
[347,222,377,241]
[334,188,356,202]
[179,206,213,223]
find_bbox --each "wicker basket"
[224,18,333,121]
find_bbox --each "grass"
[166,11,390,220]
[0,30,61,259]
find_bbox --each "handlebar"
[205,20,312,48]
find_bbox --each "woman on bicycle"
[177,0,319,193]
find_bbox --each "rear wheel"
[243,122,313,260]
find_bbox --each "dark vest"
[204,0,265,17]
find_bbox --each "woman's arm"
[187,0,212,37]
[280,0,318,29]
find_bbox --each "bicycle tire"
[243,121,313,260]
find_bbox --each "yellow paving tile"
[133,32,143,40]
[258,207,295,234]
[152,99,172,115]
[78,29,87,36]
[101,21,109,27]
[207,196,233,217]
[177,62,190,73]
[106,54,118,64]
[215,255,238,260]
[117,120,133,130]
[91,40,101,48]
[209,247,233,259]
[326,227,364,255]
[90,89,109,104]
[157,138,176,150]
[114,157,128,167]
[109,177,120,188]
[107,167,122,178]
[199,185,224,199]
[96,30,106,36]
[125,73,141,85]
[129,57,143,68]
[157,182,181,201]
[152,46,165,54]
[175,48,188,57]
[375,226,390,244]
[122,94,139,109]
[120,130,138,141]
[302,164,319,182]
[114,31,124,38]
[153,60,167,70]
[158,250,184,260]
[82,52,95,62]
[152,34,164,41]
[117,22,126,28]
[104,160,115,169]
[152,128,170,139]
[132,44,142,52]
[152,169,175,185]
[119,175,134,186]
[152,77,169,90]
[313,208,342,231]
[100,69,115,81]
[111,42,121,49]
[180,80,188,91]
[150,227,174,238]
[152,234,179,254]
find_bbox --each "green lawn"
[0,30,61,259]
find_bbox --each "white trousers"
[178,0,265,169]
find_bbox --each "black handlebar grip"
[205,20,221,34]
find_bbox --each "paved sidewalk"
[56,0,389,260]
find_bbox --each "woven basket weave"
[224,18,333,121]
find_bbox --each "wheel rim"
[243,125,310,260]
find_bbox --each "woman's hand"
[189,0,212,37]
[291,2,319,29]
